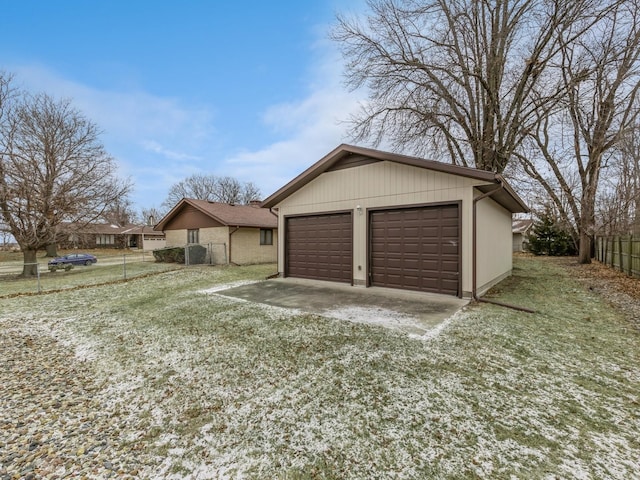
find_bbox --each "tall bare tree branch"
[524,0,640,262]
[162,174,261,210]
[332,0,604,172]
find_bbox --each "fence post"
[628,236,633,276]
[36,263,41,293]
[611,237,615,268]
[618,236,623,273]
[123,254,127,280]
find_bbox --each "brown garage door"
[369,204,460,295]
[285,212,352,283]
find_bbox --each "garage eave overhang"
[261,144,529,213]
[477,177,529,214]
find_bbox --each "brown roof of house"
[154,198,278,231]
[60,222,164,236]
[122,225,166,236]
[60,222,129,234]
[261,144,529,213]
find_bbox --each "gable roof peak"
[262,144,528,213]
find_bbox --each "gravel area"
[0,326,155,479]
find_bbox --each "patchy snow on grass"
[2,261,640,479]
[322,304,419,328]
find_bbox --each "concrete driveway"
[210,278,468,337]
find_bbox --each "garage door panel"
[441,245,458,256]
[402,244,420,254]
[441,261,459,272]
[442,226,459,237]
[286,213,352,284]
[370,205,460,296]
[441,279,459,291]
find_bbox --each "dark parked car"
[48,253,97,271]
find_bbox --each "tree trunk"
[578,193,595,264]
[21,248,39,277]
[45,243,58,257]
[578,231,592,264]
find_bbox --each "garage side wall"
[476,197,513,295]
[274,161,491,294]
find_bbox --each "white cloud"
[141,140,202,162]
[221,43,367,198]
[5,25,369,207]
[8,63,218,208]
[9,63,215,163]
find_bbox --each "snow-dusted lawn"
[1,259,639,479]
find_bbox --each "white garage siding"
[475,194,514,296]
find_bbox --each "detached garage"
[262,145,528,298]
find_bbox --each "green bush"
[528,210,577,256]
[153,246,207,264]
[153,247,186,263]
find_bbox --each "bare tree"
[332,0,601,172]
[238,181,261,205]
[0,92,131,276]
[103,198,136,226]
[598,126,640,235]
[518,0,640,262]
[138,206,166,226]
[162,174,261,209]
[0,73,15,250]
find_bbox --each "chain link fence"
[0,253,179,296]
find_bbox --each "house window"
[260,228,273,245]
[187,229,199,244]
[96,234,115,245]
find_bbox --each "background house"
[512,219,533,252]
[154,199,277,265]
[58,223,166,251]
[262,144,529,298]
[122,225,167,251]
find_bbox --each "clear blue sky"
[1,0,366,213]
